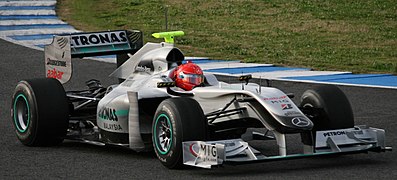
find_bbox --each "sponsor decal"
[264,95,287,101]
[189,143,199,157]
[189,142,217,163]
[281,104,293,110]
[57,37,68,49]
[103,122,122,131]
[291,117,311,127]
[135,66,151,72]
[270,99,289,104]
[47,68,64,79]
[323,131,346,137]
[98,108,128,122]
[199,143,217,163]
[284,111,301,116]
[98,107,118,121]
[71,31,127,48]
[46,58,66,67]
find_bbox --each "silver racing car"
[11,30,391,169]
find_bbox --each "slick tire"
[152,97,207,169]
[11,78,69,146]
[300,84,354,146]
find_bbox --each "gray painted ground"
[0,39,396,179]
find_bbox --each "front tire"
[300,85,354,145]
[152,97,207,169]
[11,78,69,146]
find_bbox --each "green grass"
[57,0,397,74]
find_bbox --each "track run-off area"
[0,0,397,89]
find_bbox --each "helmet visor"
[179,72,204,86]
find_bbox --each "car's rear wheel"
[152,97,207,169]
[300,85,354,146]
[11,78,69,146]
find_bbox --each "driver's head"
[169,62,204,91]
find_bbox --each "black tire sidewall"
[153,101,182,168]
[152,98,207,169]
[11,81,39,146]
[11,78,69,146]
[301,89,329,130]
[301,85,354,131]
[300,85,354,146]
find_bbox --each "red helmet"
[169,62,204,91]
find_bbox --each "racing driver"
[169,61,204,91]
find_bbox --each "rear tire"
[11,78,69,146]
[152,97,207,169]
[300,85,354,145]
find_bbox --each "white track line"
[200,62,272,70]
[0,10,55,15]
[1,36,45,51]
[0,19,66,26]
[206,69,345,78]
[185,57,210,60]
[250,70,351,79]
[279,78,397,90]
[0,28,80,36]
[17,38,53,46]
[0,1,56,7]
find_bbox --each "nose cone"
[291,117,313,130]
[269,114,314,133]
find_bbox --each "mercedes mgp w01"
[11,30,391,169]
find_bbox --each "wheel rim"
[302,103,317,119]
[154,114,173,155]
[13,94,30,133]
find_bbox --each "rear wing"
[44,30,143,84]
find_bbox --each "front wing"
[182,126,391,169]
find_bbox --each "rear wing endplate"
[44,30,143,84]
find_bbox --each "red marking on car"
[264,96,287,101]
[189,143,198,157]
[281,104,293,110]
[47,68,64,79]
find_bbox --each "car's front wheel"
[300,84,354,146]
[152,97,208,169]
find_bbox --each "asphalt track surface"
[0,39,396,179]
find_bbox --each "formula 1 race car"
[11,30,391,169]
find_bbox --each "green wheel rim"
[13,94,30,133]
[154,114,173,155]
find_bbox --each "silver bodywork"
[44,30,391,168]
[96,42,390,167]
[95,41,312,151]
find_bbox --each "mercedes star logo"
[291,117,310,127]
